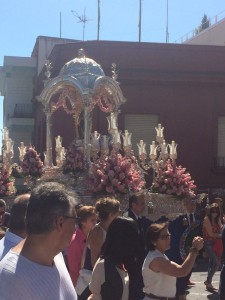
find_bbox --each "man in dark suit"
[124,193,151,300]
[166,198,200,300]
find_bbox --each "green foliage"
[195,14,210,35]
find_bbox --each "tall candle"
[150,141,156,156]
[137,140,146,155]
[122,130,132,146]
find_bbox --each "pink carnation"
[151,159,196,198]
[89,153,145,194]
[22,147,43,178]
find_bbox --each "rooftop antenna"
[71,9,91,41]
[60,12,62,38]
[138,0,142,42]
[97,0,100,40]
[166,0,169,43]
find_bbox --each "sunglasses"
[211,210,219,214]
[63,215,80,224]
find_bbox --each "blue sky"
[0,0,225,134]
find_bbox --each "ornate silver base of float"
[39,167,129,212]
[145,193,185,221]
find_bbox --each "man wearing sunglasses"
[166,198,201,300]
[0,181,78,300]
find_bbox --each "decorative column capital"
[43,106,53,116]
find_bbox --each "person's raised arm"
[150,236,203,278]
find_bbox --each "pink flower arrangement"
[0,165,16,196]
[89,153,146,194]
[151,160,196,198]
[63,142,85,174]
[21,147,44,178]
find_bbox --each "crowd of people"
[0,182,224,300]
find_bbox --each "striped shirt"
[0,251,77,300]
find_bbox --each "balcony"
[13,103,33,118]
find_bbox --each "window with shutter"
[124,114,159,155]
[217,117,225,167]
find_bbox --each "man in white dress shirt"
[0,194,29,260]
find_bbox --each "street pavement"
[186,258,220,299]
[186,271,220,299]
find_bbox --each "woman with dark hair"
[142,223,203,300]
[76,197,120,300]
[203,203,223,291]
[88,217,139,300]
[88,197,121,268]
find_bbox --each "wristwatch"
[189,247,199,254]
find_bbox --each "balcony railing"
[13,103,33,118]
[174,10,225,44]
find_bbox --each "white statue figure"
[155,123,164,144]
[2,127,9,142]
[107,111,119,133]
[91,131,101,149]
[44,60,52,79]
[18,142,26,162]
[4,138,14,163]
[55,135,62,149]
[155,123,164,138]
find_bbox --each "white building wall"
[0,36,78,162]
[0,56,36,162]
[3,57,36,124]
[184,18,225,46]
[34,36,77,75]
[4,74,34,122]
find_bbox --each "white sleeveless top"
[98,224,107,242]
[142,249,176,298]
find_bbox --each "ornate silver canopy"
[37,49,126,166]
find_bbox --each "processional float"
[3,49,202,222]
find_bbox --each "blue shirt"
[0,230,23,260]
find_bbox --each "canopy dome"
[59,49,105,77]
